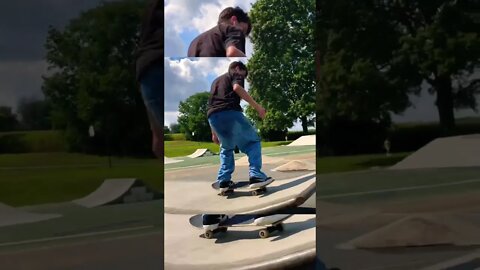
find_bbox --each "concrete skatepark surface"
[0,203,61,227]
[165,172,315,214]
[391,134,480,170]
[164,214,315,270]
[0,201,162,270]
[73,178,160,208]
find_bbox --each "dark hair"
[229,61,248,77]
[218,7,252,35]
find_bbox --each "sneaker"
[219,180,234,192]
[202,214,228,230]
[249,176,273,189]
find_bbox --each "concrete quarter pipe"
[73,178,161,208]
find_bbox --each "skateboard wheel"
[204,230,213,239]
[251,190,258,196]
[259,229,269,238]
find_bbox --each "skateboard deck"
[189,214,292,239]
[211,178,274,196]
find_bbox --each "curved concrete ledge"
[165,173,316,214]
[164,214,316,270]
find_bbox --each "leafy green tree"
[17,98,51,130]
[43,0,152,155]
[177,92,211,141]
[387,0,480,134]
[169,123,181,133]
[164,126,170,134]
[247,0,316,138]
[0,106,18,132]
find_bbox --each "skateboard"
[211,178,274,196]
[189,214,292,239]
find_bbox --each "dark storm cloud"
[0,0,117,62]
[0,0,121,109]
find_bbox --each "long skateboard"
[189,214,292,239]
[211,177,274,196]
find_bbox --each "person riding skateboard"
[187,6,251,57]
[207,61,273,194]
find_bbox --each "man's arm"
[232,83,266,119]
[226,46,246,57]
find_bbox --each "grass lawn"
[0,153,163,207]
[165,140,291,157]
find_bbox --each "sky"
[0,0,119,112]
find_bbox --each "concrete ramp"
[73,179,161,208]
[165,157,183,164]
[165,173,316,214]
[391,134,480,170]
[0,203,61,227]
[164,214,316,270]
[338,213,480,250]
[272,160,315,172]
[188,149,214,158]
[287,135,316,146]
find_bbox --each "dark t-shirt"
[135,0,163,81]
[188,24,246,57]
[207,73,244,117]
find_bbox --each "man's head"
[218,7,252,36]
[228,61,248,78]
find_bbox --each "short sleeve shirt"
[188,24,246,57]
[207,73,245,117]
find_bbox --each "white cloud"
[164,0,256,57]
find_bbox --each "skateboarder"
[187,6,251,57]
[136,0,163,158]
[207,61,273,193]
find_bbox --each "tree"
[387,0,480,134]
[43,0,152,155]
[164,126,170,134]
[317,0,479,154]
[0,106,18,132]
[177,92,211,141]
[17,98,51,130]
[169,123,181,133]
[247,0,316,137]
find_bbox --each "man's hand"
[212,133,220,144]
[256,105,267,120]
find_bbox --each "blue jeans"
[208,110,268,182]
[139,64,163,130]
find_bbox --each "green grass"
[0,153,163,207]
[0,130,66,153]
[316,152,410,174]
[165,140,291,157]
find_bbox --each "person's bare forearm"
[226,46,246,57]
[233,84,260,110]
